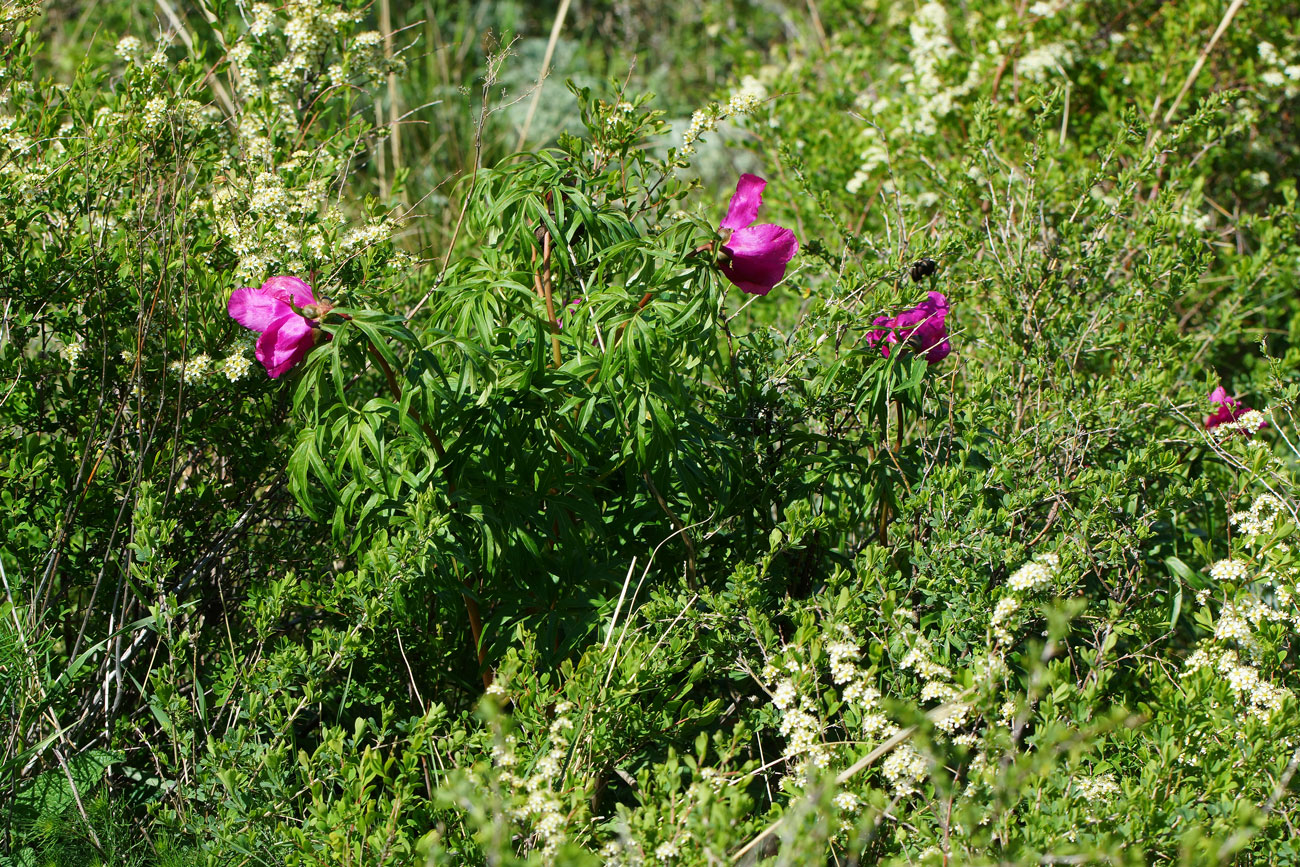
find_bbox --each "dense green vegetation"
[5,0,1300,863]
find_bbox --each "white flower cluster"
[770,672,829,786]
[653,841,679,861]
[726,76,767,116]
[115,36,145,62]
[881,744,928,796]
[1018,41,1075,83]
[833,791,860,812]
[681,109,719,156]
[1072,773,1119,801]
[1184,646,1291,720]
[906,3,956,99]
[681,76,768,156]
[170,354,212,385]
[1209,558,1249,583]
[902,639,971,735]
[767,627,910,793]
[211,169,342,282]
[250,3,277,37]
[919,681,958,703]
[343,30,403,79]
[341,221,394,252]
[1210,409,1269,439]
[62,338,85,366]
[998,698,1017,725]
[990,594,1021,644]
[1180,483,1300,722]
[990,553,1062,644]
[899,642,951,682]
[491,701,574,857]
[142,96,168,131]
[829,633,896,739]
[1230,493,1286,540]
[225,0,364,171]
[845,139,889,195]
[899,3,986,137]
[250,171,301,217]
[139,95,210,135]
[168,352,254,384]
[281,0,360,73]
[222,353,254,382]
[1007,552,1060,591]
[845,2,987,192]
[1258,42,1300,97]
[0,110,32,156]
[1213,602,1254,642]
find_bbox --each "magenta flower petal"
[867,291,951,364]
[1204,385,1265,433]
[716,174,799,295]
[721,174,767,231]
[721,224,799,296]
[229,287,292,332]
[261,275,317,309]
[230,276,322,378]
[256,313,316,379]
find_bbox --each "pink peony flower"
[227,276,323,378]
[718,174,798,296]
[866,291,951,363]
[1205,385,1266,433]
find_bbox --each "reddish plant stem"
[896,399,904,455]
[364,343,447,462]
[463,591,488,678]
[607,291,655,356]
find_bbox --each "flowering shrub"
[7,0,1300,865]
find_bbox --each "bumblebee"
[910,258,938,282]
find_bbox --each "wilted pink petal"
[717,175,798,296]
[867,291,951,364]
[228,276,321,378]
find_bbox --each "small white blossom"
[1209,559,1249,583]
[1007,554,1057,591]
[881,743,928,796]
[222,353,253,382]
[142,97,168,131]
[833,791,860,811]
[62,339,84,366]
[1073,773,1120,801]
[115,36,144,62]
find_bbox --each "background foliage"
[5,0,1300,864]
